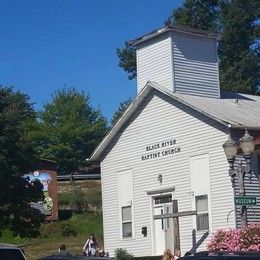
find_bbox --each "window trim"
[117,169,135,240]
[121,206,133,238]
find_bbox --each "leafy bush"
[58,188,102,213]
[0,229,31,244]
[85,189,102,208]
[208,224,260,251]
[115,248,134,259]
[40,221,63,238]
[41,221,77,237]
[61,223,77,237]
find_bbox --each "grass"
[22,234,87,260]
[58,188,102,212]
[0,182,103,259]
[0,213,103,260]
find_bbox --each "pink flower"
[208,224,260,252]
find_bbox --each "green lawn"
[0,213,103,260]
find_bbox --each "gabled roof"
[90,82,260,160]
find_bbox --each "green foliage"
[60,223,77,237]
[0,87,45,238]
[116,0,219,82]
[58,188,102,213]
[1,213,103,259]
[116,42,136,80]
[40,213,103,240]
[116,0,260,95]
[115,248,134,260]
[31,88,108,175]
[111,98,132,126]
[0,229,32,245]
[166,0,219,31]
[218,0,260,94]
[40,221,79,238]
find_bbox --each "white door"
[153,195,174,255]
[154,206,165,255]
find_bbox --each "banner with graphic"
[24,170,58,220]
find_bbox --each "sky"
[0,0,182,121]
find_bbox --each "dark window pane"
[122,206,131,221]
[154,195,172,204]
[196,195,208,212]
[122,222,132,238]
[197,213,209,231]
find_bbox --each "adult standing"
[83,234,98,256]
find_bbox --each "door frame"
[147,187,175,255]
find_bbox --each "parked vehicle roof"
[0,246,26,260]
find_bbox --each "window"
[196,195,209,231]
[122,206,132,238]
[154,195,172,205]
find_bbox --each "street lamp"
[222,128,255,228]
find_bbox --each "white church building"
[90,26,260,257]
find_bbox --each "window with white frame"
[122,206,132,238]
[196,195,209,231]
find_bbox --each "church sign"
[141,139,181,161]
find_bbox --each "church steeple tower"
[131,26,220,98]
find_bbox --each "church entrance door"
[153,195,174,255]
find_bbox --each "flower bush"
[208,224,260,251]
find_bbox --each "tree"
[166,0,219,32]
[117,0,220,83]
[111,98,132,126]
[218,0,260,94]
[32,88,108,175]
[117,0,260,94]
[116,42,137,80]
[0,87,44,237]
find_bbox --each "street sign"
[234,196,257,206]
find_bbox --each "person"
[162,249,173,260]
[173,249,181,260]
[97,248,105,257]
[83,234,98,256]
[58,244,69,256]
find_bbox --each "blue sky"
[0,0,182,121]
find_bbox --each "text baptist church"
[142,139,181,161]
[90,26,260,257]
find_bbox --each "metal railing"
[57,173,100,181]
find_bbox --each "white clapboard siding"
[101,90,234,257]
[136,31,220,99]
[173,33,220,98]
[136,33,173,94]
[234,155,260,228]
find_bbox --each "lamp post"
[222,129,255,228]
